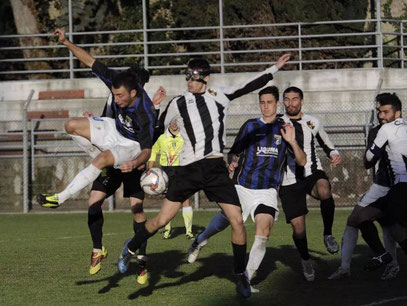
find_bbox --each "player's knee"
[93,152,113,168]
[318,187,332,200]
[64,119,77,134]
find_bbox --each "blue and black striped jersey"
[229,117,289,190]
[91,61,156,150]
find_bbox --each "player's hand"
[276,53,291,70]
[228,161,238,173]
[119,161,134,173]
[82,111,94,118]
[152,86,166,107]
[53,28,67,44]
[137,163,146,171]
[281,123,295,143]
[330,154,341,167]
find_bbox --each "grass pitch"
[0,210,406,305]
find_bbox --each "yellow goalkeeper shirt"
[148,129,185,166]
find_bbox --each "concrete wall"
[1,68,406,120]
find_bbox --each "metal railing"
[1,7,406,78]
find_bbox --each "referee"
[117,54,291,298]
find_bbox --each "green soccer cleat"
[37,193,60,208]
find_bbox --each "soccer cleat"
[328,267,351,280]
[136,256,148,285]
[89,246,108,275]
[364,252,392,271]
[162,230,172,239]
[117,239,133,273]
[381,262,400,280]
[37,193,60,208]
[185,232,195,240]
[301,259,315,281]
[235,272,251,298]
[324,235,339,254]
[187,238,208,263]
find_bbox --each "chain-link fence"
[1,87,406,212]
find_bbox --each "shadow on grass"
[76,242,407,304]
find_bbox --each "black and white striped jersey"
[368,118,407,184]
[367,125,394,187]
[161,66,279,166]
[282,114,339,186]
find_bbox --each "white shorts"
[356,183,390,207]
[89,117,141,167]
[235,185,279,222]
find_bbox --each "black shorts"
[161,166,176,181]
[279,170,328,223]
[91,167,145,199]
[165,158,240,206]
[369,182,407,227]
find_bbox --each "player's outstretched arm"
[222,54,291,102]
[276,53,291,70]
[281,124,306,166]
[120,148,152,173]
[152,86,167,108]
[53,28,95,68]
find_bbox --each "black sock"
[133,220,147,256]
[293,235,310,260]
[320,197,335,236]
[359,221,386,255]
[128,224,156,253]
[88,205,103,249]
[232,243,247,274]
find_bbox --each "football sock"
[70,134,101,159]
[58,164,102,204]
[340,225,359,270]
[382,226,397,264]
[293,234,310,260]
[196,213,230,245]
[134,220,147,256]
[246,235,268,281]
[182,206,193,234]
[320,197,335,236]
[88,204,104,250]
[128,224,156,253]
[164,222,172,233]
[232,242,247,274]
[359,221,386,255]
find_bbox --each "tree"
[9,0,52,79]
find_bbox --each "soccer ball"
[140,168,169,195]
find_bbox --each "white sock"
[58,164,102,203]
[246,235,268,281]
[340,225,359,270]
[71,134,101,159]
[382,226,398,264]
